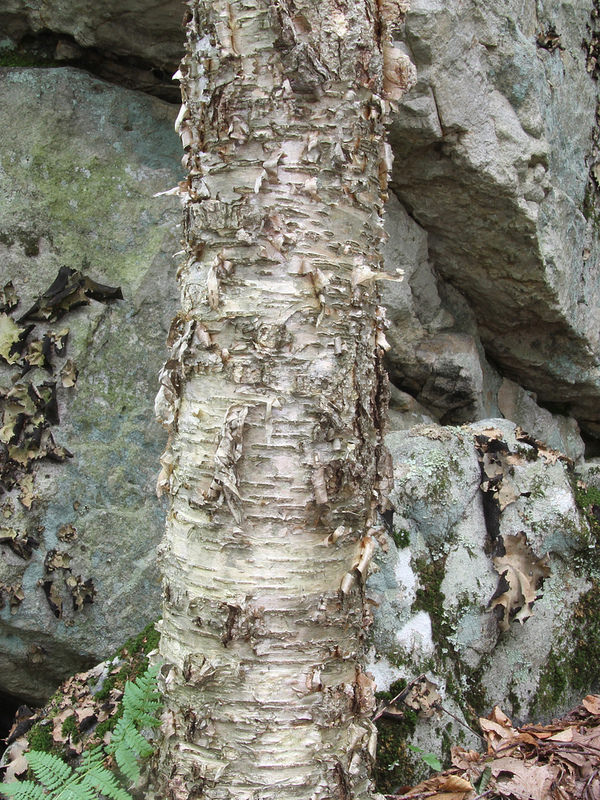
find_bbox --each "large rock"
[367,419,598,784]
[389,0,600,435]
[382,195,587,460]
[0,67,181,703]
[0,1,182,72]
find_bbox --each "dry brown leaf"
[583,695,600,715]
[75,704,96,724]
[399,771,474,799]
[2,739,30,782]
[491,756,559,800]
[548,727,574,742]
[404,676,441,718]
[489,532,550,632]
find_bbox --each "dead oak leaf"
[489,533,550,632]
[491,756,559,800]
[583,695,600,716]
[398,772,474,799]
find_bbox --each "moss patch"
[391,527,410,549]
[373,681,419,794]
[533,580,600,715]
[412,556,453,644]
[95,620,159,701]
[573,481,600,541]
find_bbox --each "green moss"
[373,713,418,793]
[61,714,80,742]
[573,481,600,541]
[117,620,160,661]
[463,664,488,721]
[507,688,522,716]
[533,580,600,715]
[412,556,453,644]
[95,620,159,700]
[375,678,408,705]
[27,723,55,753]
[392,527,410,549]
[0,52,59,68]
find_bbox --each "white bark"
[153,0,414,797]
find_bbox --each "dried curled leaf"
[404,676,441,718]
[0,314,30,365]
[489,532,550,632]
[19,266,123,323]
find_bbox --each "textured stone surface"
[388,0,600,432]
[1,0,182,71]
[382,196,586,457]
[0,67,181,703]
[367,418,595,776]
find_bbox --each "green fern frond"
[1,663,162,800]
[0,781,46,800]
[118,665,161,727]
[71,748,132,800]
[26,752,73,793]
[109,723,152,783]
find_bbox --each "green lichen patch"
[573,481,600,541]
[533,580,600,715]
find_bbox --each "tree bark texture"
[153,0,413,797]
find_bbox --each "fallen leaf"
[583,695,600,715]
[491,756,559,800]
[489,533,550,632]
[404,676,441,718]
[61,359,78,388]
[549,727,574,742]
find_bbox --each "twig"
[437,702,486,746]
[372,673,426,722]
[470,789,495,800]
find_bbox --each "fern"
[1,665,162,800]
[1,782,46,800]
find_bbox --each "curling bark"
[153,0,414,797]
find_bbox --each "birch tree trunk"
[153,0,414,797]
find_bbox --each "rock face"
[367,419,598,784]
[1,1,182,70]
[0,1,183,100]
[386,0,600,437]
[0,67,181,703]
[0,1,600,793]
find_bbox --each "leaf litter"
[386,695,600,800]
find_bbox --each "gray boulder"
[388,0,600,435]
[0,67,181,703]
[1,0,182,71]
[368,418,597,782]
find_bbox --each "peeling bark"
[153,0,413,797]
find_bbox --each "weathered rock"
[1,1,182,70]
[497,377,585,461]
[382,194,503,424]
[0,1,183,100]
[0,67,181,703]
[389,0,600,434]
[368,419,597,783]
